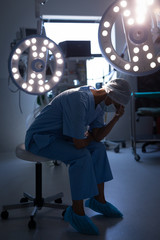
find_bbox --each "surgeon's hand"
[91,104,125,142]
[114,104,124,118]
[73,132,94,149]
[84,131,89,137]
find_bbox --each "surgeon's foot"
[85,197,123,218]
[94,195,106,204]
[72,200,85,216]
[64,206,99,235]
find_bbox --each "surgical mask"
[99,101,116,112]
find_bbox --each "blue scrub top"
[25,86,105,150]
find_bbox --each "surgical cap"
[104,78,131,105]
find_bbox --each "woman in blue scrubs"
[25,78,131,235]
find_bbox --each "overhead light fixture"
[98,0,160,76]
[8,35,64,95]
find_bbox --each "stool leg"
[35,162,43,207]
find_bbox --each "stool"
[1,143,68,229]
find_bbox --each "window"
[43,15,115,88]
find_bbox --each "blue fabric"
[25,86,113,200]
[25,86,104,150]
[64,206,99,235]
[85,198,123,218]
[28,140,113,200]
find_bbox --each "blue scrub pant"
[28,138,113,200]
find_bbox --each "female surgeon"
[25,78,131,235]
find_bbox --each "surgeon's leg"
[85,141,123,217]
[86,141,113,187]
[72,199,85,216]
[29,138,100,234]
[71,141,108,216]
[29,138,99,204]
[72,183,105,216]
[95,182,106,204]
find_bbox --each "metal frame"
[130,91,160,161]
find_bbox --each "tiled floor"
[0,143,160,240]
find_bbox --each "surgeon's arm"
[73,132,94,149]
[92,105,124,142]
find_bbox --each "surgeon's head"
[103,78,131,106]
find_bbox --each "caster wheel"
[122,141,126,148]
[135,154,140,161]
[55,198,62,204]
[142,147,146,153]
[62,210,66,218]
[114,145,120,153]
[1,210,9,219]
[20,197,28,203]
[53,160,61,166]
[28,219,36,229]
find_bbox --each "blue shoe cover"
[64,206,99,235]
[85,198,123,218]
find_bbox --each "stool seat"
[1,143,68,229]
[16,143,51,162]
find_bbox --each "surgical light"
[38,80,44,85]
[29,79,34,85]
[53,76,59,82]
[33,52,38,57]
[105,47,112,53]
[22,83,27,89]
[25,40,31,46]
[120,1,127,8]
[13,54,19,60]
[104,21,110,28]
[113,6,120,13]
[48,42,54,48]
[133,47,140,54]
[133,56,139,62]
[8,35,64,95]
[16,48,22,54]
[43,39,49,45]
[31,38,37,44]
[32,45,37,51]
[147,53,153,59]
[143,45,149,51]
[124,63,131,70]
[39,86,44,92]
[110,54,116,61]
[150,62,156,68]
[39,52,44,58]
[98,0,160,76]
[28,86,33,92]
[12,67,18,73]
[123,9,131,17]
[128,18,135,25]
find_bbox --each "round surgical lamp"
[8,35,65,95]
[98,0,160,76]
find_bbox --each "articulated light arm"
[35,0,48,19]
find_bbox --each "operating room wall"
[0,0,143,152]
